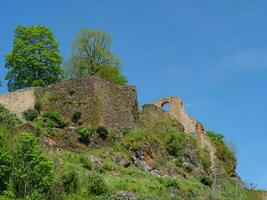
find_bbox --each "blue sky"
[1,0,267,189]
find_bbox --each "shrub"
[61,170,79,194]
[207,130,237,175]
[34,100,42,113]
[13,132,54,198]
[96,127,108,140]
[22,109,39,121]
[0,132,13,193]
[164,178,180,189]
[0,104,20,127]
[199,149,212,172]
[72,110,82,123]
[183,163,193,173]
[200,176,213,187]
[87,172,108,195]
[42,110,67,128]
[75,127,95,144]
[80,156,92,170]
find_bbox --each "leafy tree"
[5,25,63,91]
[65,28,127,85]
[13,132,53,198]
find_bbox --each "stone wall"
[153,96,204,133]
[0,88,35,117]
[39,77,138,132]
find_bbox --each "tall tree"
[65,28,127,85]
[5,25,63,91]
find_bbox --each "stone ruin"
[153,96,204,133]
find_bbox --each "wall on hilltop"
[153,96,204,133]
[39,77,138,132]
[0,88,35,117]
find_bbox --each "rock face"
[153,96,204,133]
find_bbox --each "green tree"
[5,25,63,91]
[13,132,53,198]
[65,28,127,85]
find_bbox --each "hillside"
[0,77,264,200]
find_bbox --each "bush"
[0,132,13,193]
[96,127,108,140]
[165,132,196,158]
[0,104,20,127]
[13,132,54,198]
[164,178,180,189]
[42,110,67,128]
[34,100,42,113]
[22,109,39,121]
[75,127,95,144]
[72,110,82,123]
[80,156,92,170]
[200,176,213,187]
[61,170,79,194]
[199,149,212,172]
[87,172,108,195]
[207,130,237,175]
[183,163,193,173]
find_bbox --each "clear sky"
[1,0,267,189]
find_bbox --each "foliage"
[0,104,20,127]
[96,126,108,140]
[22,108,39,121]
[64,28,127,85]
[199,148,212,172]
[61,170,79,194]
[87,171,108,195]
[75,126,95,144]
[0,132,12,193]
[12,132,54,198]
[72,110,82,123]
[207,130,237,175]
[42,110,68,128]
[34,100,42,113]
[200,176,213,187]
[5,25,63,91]
[165,131,196,158]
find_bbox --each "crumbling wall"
[0,88,35,116]
[39,77,138,132]
[153,96,204,133]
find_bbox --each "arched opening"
[161,102,170,112]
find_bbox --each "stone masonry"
[0,88,35,117]
[39,77,138,132]
[0,77,138,132]
[153,96,204,133]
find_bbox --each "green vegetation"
[42,110,68,128]
[13,132,54,199]
[22,108,39,121]
[75,126,95,144]
[5,25,63,91]
[207,130,237,175]
[64,28,127,85]
[0,104,20,127]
